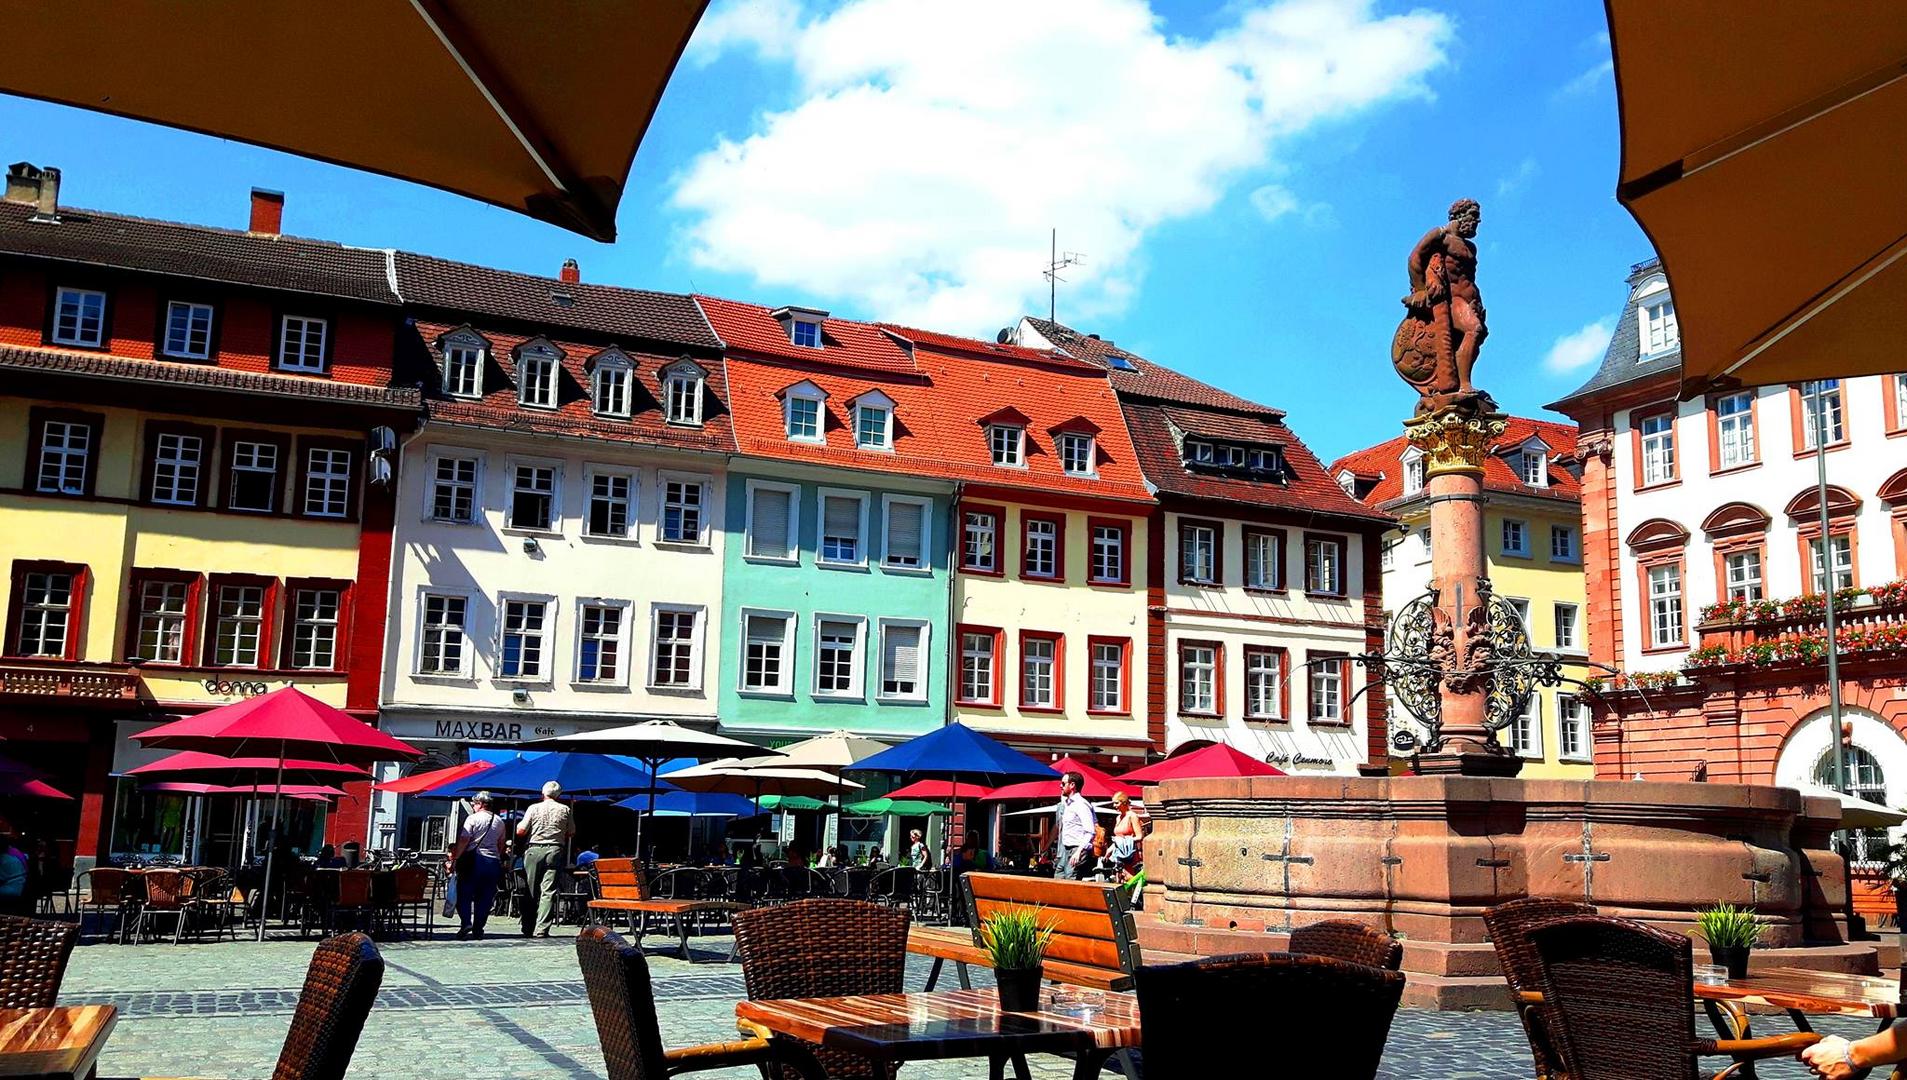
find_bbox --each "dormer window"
[1635,277,1678,358]
[782,380,828,443]
[1520,449,1547,486]
[277,315,328,373]
[588,349,633,418]
[771,305,830,350]
[438,329,487,399]
[1337,471,1355,496]
[1188,441,1215,466]
[1059,433,1095,476]
[662,358,707,427]
[1403,451,1425,495]
[1248,448,1282,475]
[988,424,1025,467]
[516,341,560,409]
[1224,445,1245,467]
[850,390,896,451]
[52,287,107,348]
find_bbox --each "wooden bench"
[586,858,745,961]
[910,872,1145,992]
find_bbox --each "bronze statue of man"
[1392,199,1492,414]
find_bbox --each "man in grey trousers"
[516,780,574,937]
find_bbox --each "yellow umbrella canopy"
[0,0,708,242]
[1606,1,1907,394]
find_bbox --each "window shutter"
[751,488,791,559]
[887,502,923,563]
[885,625,921,684]
[745,614,781,643]
[824,496,859,540]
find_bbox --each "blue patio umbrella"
[851,723,1055,787]
[422,751,677,800]
[616,790,760,818]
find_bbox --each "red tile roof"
[1122,401,1390,526]
[696,296,918,374]
[1020,316,1281,414]
[880,324,1102,373]
[0,341,420,410]
[713,309,1149,503]
[399,253,721,350]
[413,321,732,454]
[1327,416,1582,508]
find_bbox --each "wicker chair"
[1483,897,1596,1080]
[1136,952,1405,1078]
[134,869,193,944]
[76,867,133,944]
[0,915,78,1008]
[264,933,385,1080]
[1528,915,1817,1079]
[1288,920,1404,971]
[577,927,821,1080]
[734,899,909,1080]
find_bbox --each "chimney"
[5,162,61,223]
[560,258,580,284]
[249,187,284,236]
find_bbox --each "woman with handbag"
[446,792,507,939]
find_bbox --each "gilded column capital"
[1403,407,1508,477]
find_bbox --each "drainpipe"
[946,481,964,728]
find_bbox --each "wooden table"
[737,987,1141,1080]
[1693,967,1898,1079]
[0,1006,117,1079]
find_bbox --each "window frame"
[789,317,822,349]
[581,465,638,543]
[737,608,797,698]
[1804,531,1859,594]
[1500,518,1530,558]
[852,396,895,451]
[1302,532,1348,598]
[1511,692,1543,760]
[880,495,932,574]
[1401,450,1425,496]
[1632,406,1679,489]
[1243,526,1287,592]
[218,429,292,515]
[783,387,827,444]
[1020,511,1066,582]
[955,623,1005,707]
[1638,555,1688,654]
[1793,379,1850,455]
[657,474,712,547]
[1888,374,1907,438]
[158,298,219,361]
[24,407,105,499]
[202,572,278,670]
[414,587,477,681]
[282,577,351,673]
[141,420,216,509]
[274,313,332,375]
[1638,290,1678,357]
[440,340,486,400]
[423,447,483,525]
[1306,650,1348,726]
[958,503,1005,577]
[5,560,88,661]
[1018,629,1064,713]
[1549,524,1579,564]
[48,285,110,350]
[987,424,1026,468]
[1707,389,1761,473]
[1242,645,1289,722]
[503,458,561,534]
[816,488,871,569]
[1557,693,1591,763]
[295,436,359,522]
[494,592,556,684]
[662,365,706,427]
[572,597,632,688]
[589,355,635,419]
[1086,636,1131,716]
[1086,517,1131,587]
[124,567,201,666]
[1177,517,1223,587]
[1057,432,1096,478]
[810,612,868,700]
[515,343,562,410]
[1177,639,1223,719]
[1552,601,1581,652]
[647,603,705,692]
[1717,543,1767,603]
[875,618,931,704]
[1519,449,1548,487]
[742,479,801,565]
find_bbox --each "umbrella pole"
[641,756,660,866]
[256,741,288,942]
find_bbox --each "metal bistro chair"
[734,900,909,1080]
[1483,897,1597,1080]
[867,867,916,911]
[133,869,193,945]
[1528,914,1818,1080]
[391,866,434,939]
[1288,920,1404,971]
[0,915,78,1007]
[75,868,134,944]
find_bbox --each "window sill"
[1087,580,1132,590]
[1243,585,1288,596]
[817,561,872,573]
[653,540,713,552]
[1021,573,1064,585]
[955,699,1004,710]
[1709,461,1762,478]
[1634,479,1681,494]
[570,682,631,693]
[411,673,479,686]
[880,563,932,577]
[424,515,482,527]
[1176,711,1224,723]
[1792,441,1852,459]
[1019,705,1065,716]
[1559,755,1594,765]
[46,338,110,352]
[663,419,706,429]
[514,401,561,412]
[1243,715,1289,725]
[1303,591,1348,601]
[737,689,796,701]
[1499,551,1532,560]
[875,695,930,707]
[580,533,640,547]
[1638,644,1689,656]
[492,677,556,689]
[645,683,706,696]
[1308,719,1352,728]
[958,566,1005,578]
[1549,556,1582,566]
[1178,578,1220,589]
[742,554,799,567]
[1886,427,1907,439]
[500,525,562,538]
[1085,709,1131,718]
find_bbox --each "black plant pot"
[1709,943,1751,980]
[995,966,1044,1012]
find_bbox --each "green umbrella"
[758,795,835,813]
[842,797,951,816]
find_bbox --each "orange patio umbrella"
[0,1,708,242]
[1605,2,1907,394]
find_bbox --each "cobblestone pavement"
[59,927,1876,1078]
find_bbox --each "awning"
[1605,2,1907,394]
[0,1,708,242]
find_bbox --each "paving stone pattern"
[59,930,1877,1078]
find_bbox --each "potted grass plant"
[1694,902,1762,979]
[980,905,1057,1012]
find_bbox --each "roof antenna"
[1043,227,1084,322]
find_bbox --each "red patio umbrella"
[0,775,72,800]
[134,691,418,939]
[372,760,492,795]
[1116,744,1286,785]
[979,756,1138,802]
[124,751,370,786]
[142,782,345,803]
[887,779,994,800]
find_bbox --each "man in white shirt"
[445,791,507,939]
[1053,772,1095,880]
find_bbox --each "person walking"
[516,780,573,938]
[1053,771,1095,880]
[446,791,507,939]
[908,829,931,871]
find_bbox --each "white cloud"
[1543,317,1616,374]
[1249,183,1334,228]
[1557,58,1613,98]
[681,0,803,66]
[1495,157,1538,198]
[672,0,1452,330]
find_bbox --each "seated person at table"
[866,848,888,868]
[314,844,345,869]
[949,834,991,875]
[1802,1025,1907,1078]
[574,843,601,869]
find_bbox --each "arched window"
[1816,745,1889,866]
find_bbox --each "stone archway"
[1775,706,1907,868]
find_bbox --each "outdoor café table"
[0,1006,117,1079]
[1694,966,1900,1039]
[735,986,1140,1080]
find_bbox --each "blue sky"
[0,0,1643,461]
